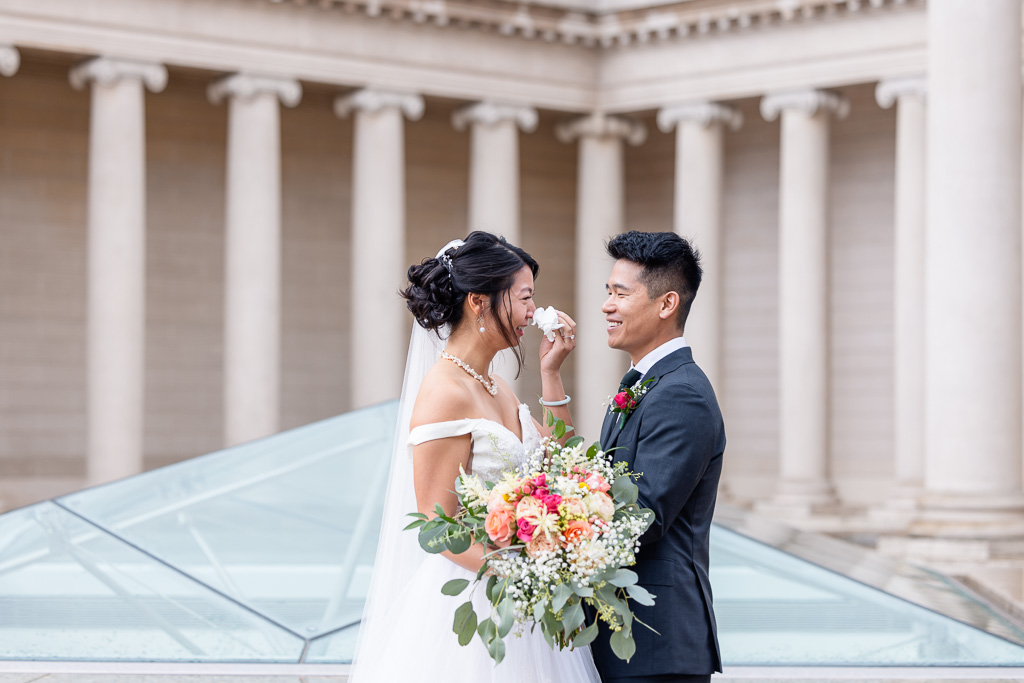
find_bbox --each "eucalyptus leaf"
[546,410,555,427]
[586,443,599,459]
[565,435,584,449]
[446,530,472,555]
[552,582,573,612]
[611,475,639,505]
[572,584,594,598]
[532,598,548,622]
[407,512,428,520]
[562,598,585,633]
[496,597,515,638]
[626,583,656,606]
[487,635,506,665]
[453,601,477,647]
[572,621,599,648]
[553,420,566,439]
[485,574,498,602]
[476,563,489,581]
[403,519,425,531]
[458,611,478,646]
[441,578,470,596]
[608,568,639,588]
[477,616,497,643]
[609,628,637,662]
[418,523,448,554]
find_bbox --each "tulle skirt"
[350,554,601,682]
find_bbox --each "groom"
[591,231,725,683]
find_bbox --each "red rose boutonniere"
[608,377,655,429]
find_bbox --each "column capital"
[657,101,743,133]
[69,56,167,93]
[207,73,302,108]
[555,112,646,146]
[0,44,19,77]
[875,76,927,109]
[452,101,538,133]
[333,88,424,121]
[760,89,850,122]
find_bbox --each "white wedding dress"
[350,402,601,682]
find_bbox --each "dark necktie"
[619,368,642,391]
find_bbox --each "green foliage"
[609,627,636,661]
[441,579,470,596]
[608,568,639,588]
[572,622,600,648]
[453,601,478,647]
[626,583,656,607]
[611,475,639,505]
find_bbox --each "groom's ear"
[658,291,680,322]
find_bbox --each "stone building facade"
[1,0,1022,591]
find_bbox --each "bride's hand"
[538,310,577,374]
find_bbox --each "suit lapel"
[600,347,696,452]
[599,408,616,449]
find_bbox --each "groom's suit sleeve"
[632,381,718,546]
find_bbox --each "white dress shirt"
[633,336,689,380]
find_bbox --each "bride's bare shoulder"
[410,363,477,430]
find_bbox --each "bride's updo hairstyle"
[402,231,539,375]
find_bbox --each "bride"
[349,232,601,682]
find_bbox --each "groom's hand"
[538,310,577,374]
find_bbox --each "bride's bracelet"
[538,394,571,407]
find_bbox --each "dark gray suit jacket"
[590,346,725,679]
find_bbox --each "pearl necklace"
[441,351,498,396]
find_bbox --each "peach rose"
[487,487,514,513]
[587,492,615,522]
[526,530,559,558]
[584,472,611,494]
[484,508,514,547]
[562,519,595,547]
[560,497,587,519]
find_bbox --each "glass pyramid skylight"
[0,400,1022,666]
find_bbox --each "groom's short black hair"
[606,231,702,331]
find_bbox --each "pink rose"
[584,473,611,494]
[485,508,514,547]
[516,518,536,543]
[526,531,559,558]
[541,493,562,513]
[613,392,629,409]
[562,520,595,547]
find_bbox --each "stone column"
[70,57,167,485]
[876,77,927,514]
[656,102,742,394]
[916,0,1024,537]
[335,89,424,409]
[208,75,301,447]
[556,113,646,442]
[760,90,848,515]
[0,45,19,77]
[452,102,538,391]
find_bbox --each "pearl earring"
[478,315,486,334]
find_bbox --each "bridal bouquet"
[405,415,655,665]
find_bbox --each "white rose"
[587,492,615,522]
[532,306,565,342]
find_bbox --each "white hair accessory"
[435,238,465,258]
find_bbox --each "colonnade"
[3,0,1024,543]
